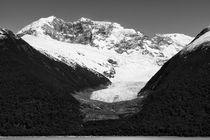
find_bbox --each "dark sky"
[1,0,210,37]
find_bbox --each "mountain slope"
[0,28,110,135]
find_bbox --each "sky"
[1,0,210,37]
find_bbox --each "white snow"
[112,53,159,82]
[22,35,113,73]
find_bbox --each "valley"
[73,81,145,121]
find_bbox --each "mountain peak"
[35,15,63,25]
[136,27,210,136]
[45,15,57,20]
[17,16,65,37]
[38,15,58,21]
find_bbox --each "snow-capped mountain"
[17,16,193,102]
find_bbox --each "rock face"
[0,28,110,135]
[17,16,144,47]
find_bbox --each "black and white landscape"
[0,0,210,137]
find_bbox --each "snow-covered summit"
[17,16,67,38]
[78,17,93,23]
[18,16,193,57]
[18,16,144,48]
